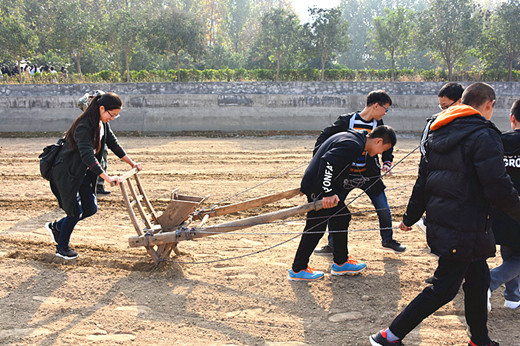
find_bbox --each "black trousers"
[389,256,491,345]
[292,196,351,272]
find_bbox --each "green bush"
[188,69,202,82]
[249,69,276,81]
[202,69,217,81]
[233,68,247,81]
[4,67,520,84]
[298,68,320,81]
[420,70,437,81]
[512,70,520,81]
[133,70,150,82]
[154,70,168,81]
[96,70,120,82]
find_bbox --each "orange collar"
[430,105,481,131]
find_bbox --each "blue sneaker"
[331,256,366,276]
[288,267,324,281]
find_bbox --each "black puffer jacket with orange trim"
[403,105,520,261]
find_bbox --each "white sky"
[292,0,341,22]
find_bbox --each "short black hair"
[461,82,496,109]
[511,98,520,122]
[368,125,397,147]
[438,82,464,101]
[367,90,392,107]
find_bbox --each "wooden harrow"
[117,168,324,265]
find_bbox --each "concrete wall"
[1,81,519,134]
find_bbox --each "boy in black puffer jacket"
[370,83,520,346]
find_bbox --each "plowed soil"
[0,136,517,345]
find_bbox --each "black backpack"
[39,138,65,180]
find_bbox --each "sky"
[291,0,341,23]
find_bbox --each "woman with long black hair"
[45,92,142,259]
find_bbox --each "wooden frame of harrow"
[117,168,324,265]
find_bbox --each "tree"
[226,0,251,53]
[0,4,38,82]
[22,0,55,53]
[370,7,415,80]
[418,0,479,80]
[252,8,302,80]
[104,6,145,82]
[338,0,428,69]
[304,7,350,81]
[48,0,97,76]
[147,7,205,79]
[479,0,520,81]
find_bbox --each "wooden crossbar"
[128,199,324,248]
[195,188,302,219]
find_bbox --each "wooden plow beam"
[117,169,323,265]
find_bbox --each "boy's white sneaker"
[504,299,520,309]
[487,289,492,312]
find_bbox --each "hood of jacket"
[428,104,499,153]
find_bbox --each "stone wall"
[1,81,518,134]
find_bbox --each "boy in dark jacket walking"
[288,126,397,281]
[488,98,520,310]
[313,90,406,255]
[370,83,520,346]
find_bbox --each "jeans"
[490,245,520,302]
[55,176,98,250]
[389,257,491,345]
[292,196,351,272]
[327,189,393,247]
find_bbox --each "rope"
[179,225,402,236]
[161,233,301,265]
[199,162,308,213]
[155,144,421,266]
[161,225,406,265]
[308,144,420,231]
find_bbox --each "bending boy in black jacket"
[288,126,397,281]
[370,83,520,346]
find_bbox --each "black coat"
[301,129,366,198]
[493,129,520,251]
[50,116,126,217]
[313,112,393,195]
[403,105,520,261]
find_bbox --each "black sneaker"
[56,247,78,260]
[369,330,403,345]
[468,340,499,346]
[382,239,406,253]
[314,245,334,256]
[96,186,111,195]
[45,221,60,244]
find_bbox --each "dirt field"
[0,136,518,346]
